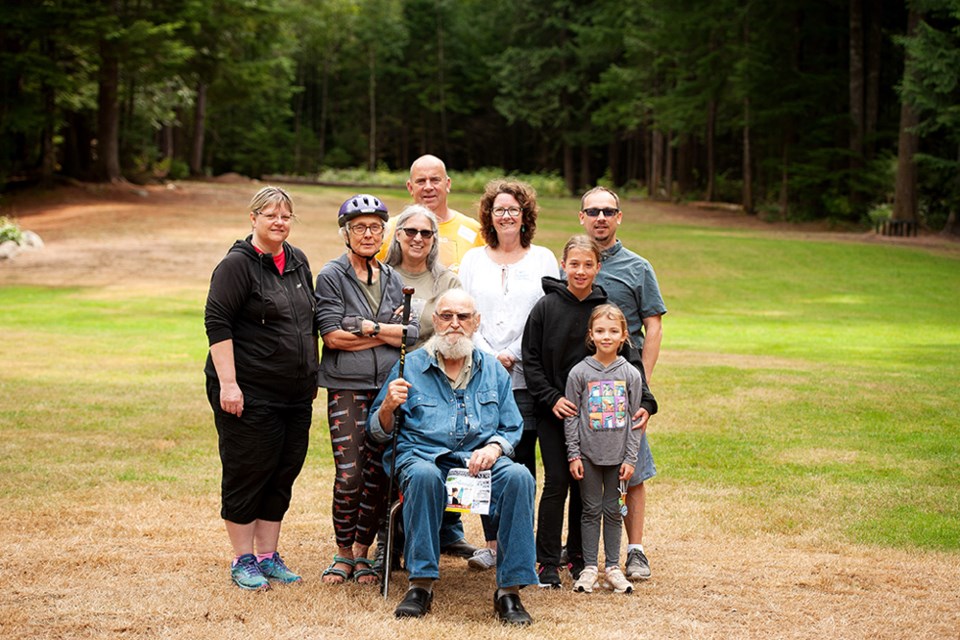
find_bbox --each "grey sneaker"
[231,554,271,591]
[625,548,651,581]
[467,547,496,571]
[257,552,302,584]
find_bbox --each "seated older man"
[368,289,537,624]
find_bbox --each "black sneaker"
[537,564,562,589]
[567,553,585,580]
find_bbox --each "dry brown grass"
[2,181,958,639]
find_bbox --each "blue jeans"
[399,455,538,588]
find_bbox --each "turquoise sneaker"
[257,552,302,584]
[231,554,271,591]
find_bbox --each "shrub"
[0,216,23,245]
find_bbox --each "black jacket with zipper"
[204,237,318,402]
[522,276,655,417]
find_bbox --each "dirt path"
[2,181,956,289]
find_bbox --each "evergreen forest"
[2,0,960,231]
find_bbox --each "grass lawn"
[0,182,957,638]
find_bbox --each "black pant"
[535,408,582,567]
[208,378,313,524]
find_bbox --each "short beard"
[427,331,474,361]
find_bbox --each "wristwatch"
[370,321,381,337]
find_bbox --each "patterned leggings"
[328,389,389,549]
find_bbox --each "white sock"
[628,544,644,553]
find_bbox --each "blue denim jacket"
[368,346,522,474]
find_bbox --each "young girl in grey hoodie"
[565,304,657,594]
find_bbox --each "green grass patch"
[2,192,958,551]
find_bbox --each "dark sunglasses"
[400,227,435,239]
[582,207,620,217]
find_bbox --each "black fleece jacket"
[204,237,319,402]
[522,276,657,417]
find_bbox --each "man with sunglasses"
[377,154,484,273]
[369,289,537,624]
[578,186,666,582]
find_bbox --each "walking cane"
[382,286,414,599]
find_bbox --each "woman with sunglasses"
[456,180,559,571]
[315,194,419,586]
[383,205,461,349]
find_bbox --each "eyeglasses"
[258,212,294,223]
[492,206,522,218]
[348,222,385,236]
[582,207,620,218]
[400,227,435,239]
[434,311,475,323]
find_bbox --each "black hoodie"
[204,237,319,402]
[522,276,655,417]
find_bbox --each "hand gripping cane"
[382,286,414,598]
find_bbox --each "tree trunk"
[893,10,920,223]
[743,96,753,214]
[705,99,716,201]
[608,139,621,187]
[319,58,329,167]
[665,130,674,200]
[946,145,960,235]
[190,81,207,176]
[579,144,590,191]
[293,63,304,172]
[96,34,122,182]
[563,140,575,195]
[779,138,790,219]
[865,0,882,160]
[160,125,174,161]
[368,47,377,171]
[436,3,448,161]
[849,0,865,195]
[651,129,663,199]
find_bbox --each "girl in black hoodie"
[522,235,607,588]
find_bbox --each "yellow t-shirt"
[377,209,484,273]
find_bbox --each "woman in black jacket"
[204,186,318,591]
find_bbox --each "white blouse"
[458,244,560,389]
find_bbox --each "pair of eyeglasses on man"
[492,206,522,218]
[348,222,385,236]
[582,207,620,217]
[400,227,435,239]
[258,213,294,223]
[434,311,475,322]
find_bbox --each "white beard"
[427,332,475,361]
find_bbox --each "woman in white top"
[383,205,461,349]
[458,180,559,570]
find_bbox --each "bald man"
[377,155,484,273]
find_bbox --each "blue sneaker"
[257,552,302,584]
[231,554,271,591]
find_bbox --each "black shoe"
[440,538,479,559]
[537,564,561,588]
[494,590,532,626]
[567,553,585,580]
[394,587,433,618]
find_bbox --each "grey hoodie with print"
[563,355,652,467]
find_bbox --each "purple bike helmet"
[338,194,389,227]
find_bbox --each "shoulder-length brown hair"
[477,180,538,249]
